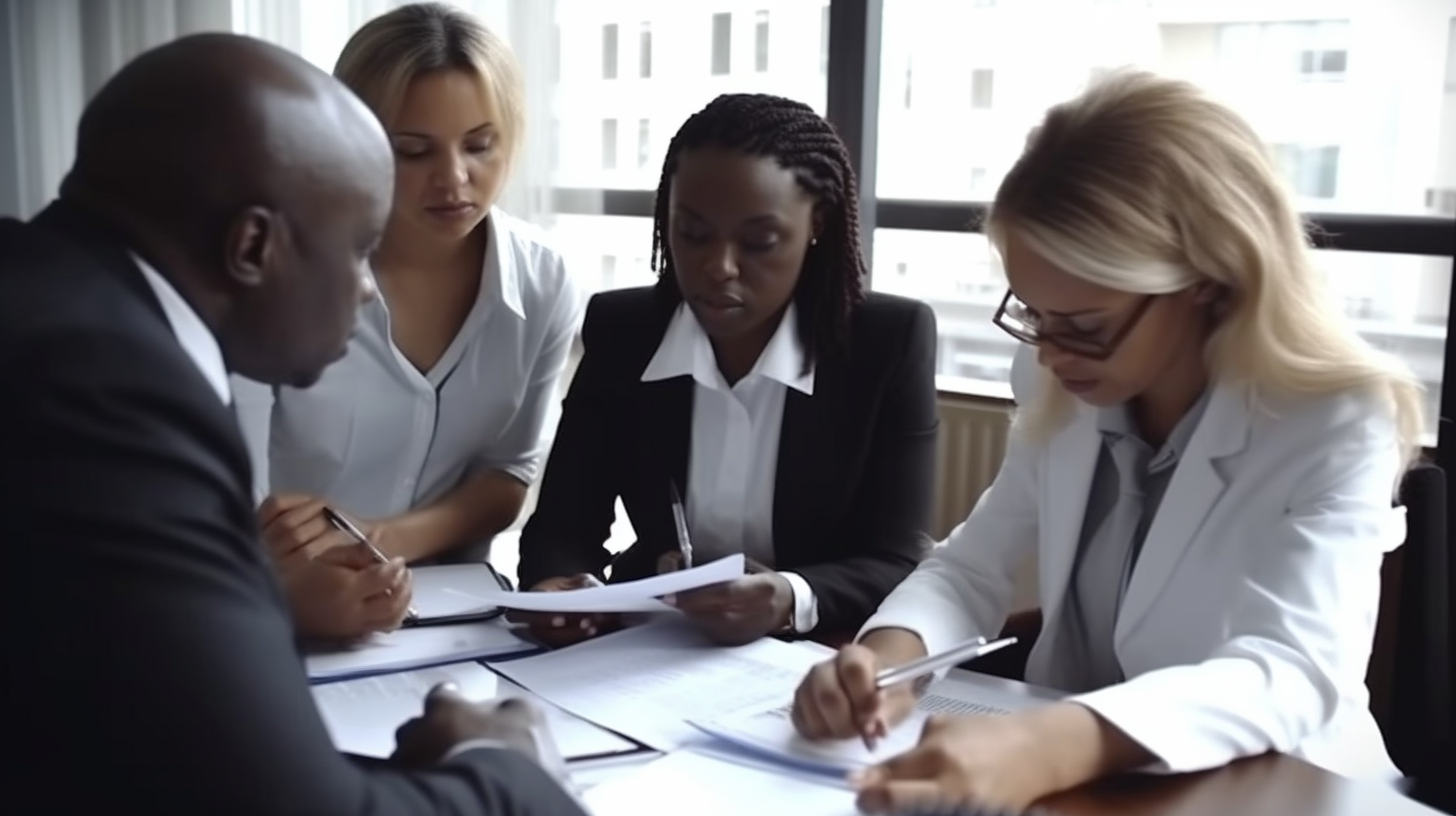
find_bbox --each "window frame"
[553,0,1456,468]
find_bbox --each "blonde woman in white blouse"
[792,70,1425,814]
[234,3,580,640]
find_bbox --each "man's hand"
[392,683,568,783]
[506,574,621,648]
[281,547,413,640]
[665,572,793,646]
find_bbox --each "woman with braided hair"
[515,93,940,648]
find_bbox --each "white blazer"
[863,344,1407,781]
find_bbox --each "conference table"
[1039,752,1442,816]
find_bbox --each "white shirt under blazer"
[233,209,582,541]
[862,343,1407,781]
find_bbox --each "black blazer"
[518,287,939,636]
[1,201,586,816]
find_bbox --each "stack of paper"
[487,616,830,751]
[305,621,536,682]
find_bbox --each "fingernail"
[578,618,591,630]
[551,616,565,627]
[585,627,597,637]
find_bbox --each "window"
[874,0,1453,425]
[970,68,994,109]
[601,118,618,170]
[1271,144,1340,199]
[820,5,830,74]
[639,22,652,78]
[637,118,651,169]
[549,119,561,173]
[602,23,618,80]
[1298,48,1348,80]
[551,1,829,197]
[755,10,771,73]
[711,12,732,75]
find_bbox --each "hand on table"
[849,710,1062,815]
[506,574,621,648]
[659,554,793,646]
[392,683,569,783]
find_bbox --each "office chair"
[1376,463,1452,813]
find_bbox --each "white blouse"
[233,209,582,522]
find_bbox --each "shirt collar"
[1097,386,1212,458]
[486,208,525,320]
[641,302,815,395]
[130,253,231,405]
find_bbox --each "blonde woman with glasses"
[792,70,1425,814]
[235,2,581,640]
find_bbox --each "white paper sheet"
[584,747,859,816]
[487,617,826,751]
[689,670,1061,777]
[492,678,645,762]
[471,554,745,613]
[311,662,499,758]
[408,564,508,620]
[305,621,535,681]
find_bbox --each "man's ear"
[223,206,277,288]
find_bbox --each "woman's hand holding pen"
[280,544,415,639]
[258,493,375,563]
[791,631,923,748]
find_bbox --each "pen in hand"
[322,506,419,623]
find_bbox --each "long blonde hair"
[333,2,525,164]
[988,70,1425,472]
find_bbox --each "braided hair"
[650,93,867,367]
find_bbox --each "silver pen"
[668,481,693,569]
[875,636,1019,689]
[323,506,419,622]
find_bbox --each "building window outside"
[755,10,770,73]
[602,23,618,79]
[971,68,995,108]
[639,22,652,78]
[1271,143,1340,198]
[601,118,618,170]
[637,118,651,169]
[711,12,732,75]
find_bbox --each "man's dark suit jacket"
[518,287,940,636]
[1,201,586,816]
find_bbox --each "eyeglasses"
[991,289,1157,361]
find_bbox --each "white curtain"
[1,0,582,230]
[0,0,233,218]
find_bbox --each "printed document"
[311,662,499,758]
[465,554,745,613]
[690,670,1064,777]
[487,616,827,751]
[584,747,859,816]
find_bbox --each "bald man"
[1,34,586,816]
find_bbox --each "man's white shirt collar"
[641,302,815,395]
[131,253,231,405]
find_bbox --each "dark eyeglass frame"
[991,289,1158,362]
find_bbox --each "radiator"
[932,395,1041,611]
[933,396,1013,538]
